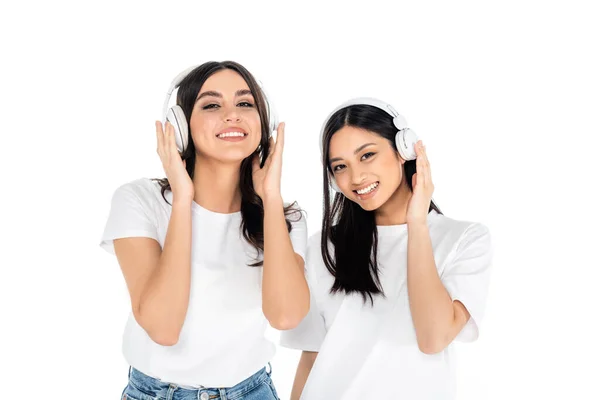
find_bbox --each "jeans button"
[200,392,209,400]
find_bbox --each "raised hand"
[252,122,285,203]
[407,140,434,225]
[155,121,194,204]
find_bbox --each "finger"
[421,142,429,166]
[262,137,276,168]
[268,136,276,157]
[156,121,165,155]
[162,121,172,160]
[415,144,425,187]
[275,122,285,154]
[413,140,421,158]
[420,142,432,187]
[167,122,179,157]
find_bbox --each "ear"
[398,152,406,165]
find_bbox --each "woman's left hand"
[407,140,435,225]
[253,122,285,203]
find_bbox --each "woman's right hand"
[156,121,194,203]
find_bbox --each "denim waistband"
[127,364,272,400]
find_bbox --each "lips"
[216,127,248,141]
[353,181,380,200]
[216,127,247,137]
[354,182,379,195]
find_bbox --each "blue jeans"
[121,364,280,400]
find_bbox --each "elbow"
[266,312,304,330]
[417,335,448,355]
[264,305,308,331]
[269,318,300,331]
[134,308,181,346]
[149,330,180,347]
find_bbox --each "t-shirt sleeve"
[280,289,327,352]
[99,182,160,255]
[287,208,308,262]
[280,239,327,351]
[441,222,493,343]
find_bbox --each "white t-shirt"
[281,210,493,400]
[100,178,307,388]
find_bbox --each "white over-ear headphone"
[319,97,419,193]
[162,64,279,153]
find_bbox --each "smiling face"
[189,69,262,163]
[328,125,406,211]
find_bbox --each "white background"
[1,0,599,398]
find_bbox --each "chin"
[223,147,257,162]
[355,200,383,212]
[347,194,388,212]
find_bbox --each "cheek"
[244,109,261,132]
[190,113,219,140]
[380,156,403,184]
[244,110,262,148]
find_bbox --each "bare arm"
[290,351,318,400]
[113,121,195,346]
[262,197,309,330]
[406,222,470,354]
[114,200,192,346]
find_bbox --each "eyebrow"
[329,143,377,164]
[195,89,254,103]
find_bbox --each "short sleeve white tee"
[100,178,307,388]
[281,210,493,400]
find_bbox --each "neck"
[192,155,242,214]
[374,180,413,226]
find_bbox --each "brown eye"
[361,152,376,160]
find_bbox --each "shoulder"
[111,178,166,209]
[305,231,330,276]
[430,211,491,253]
[113,177,159,194]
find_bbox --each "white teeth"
[357,182,379,195]
[217,131,246,138]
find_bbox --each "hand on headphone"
[252,122,285,204]
[156,121,194,203]
[406,140,434,225]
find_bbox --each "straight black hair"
[321,105,442,304]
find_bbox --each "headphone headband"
[319,97,418,192]
[161,64,278,132]
[319,97,409,160]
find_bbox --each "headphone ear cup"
[392,114,408,131]
[166,105,189,153]
[328,173,341,193]
[256,143,266,165]
[257,81,279,133]
[268,100,279,133]
[395,128,418,161]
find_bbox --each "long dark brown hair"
[155,61,301,266]
[321,105,442,304]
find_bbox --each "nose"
[350,165,367,186]
[223,104,241,123]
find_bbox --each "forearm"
[262,196,309,330]
[138,201,192,343]
[290,351,317,400]
[407,222,459,353]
